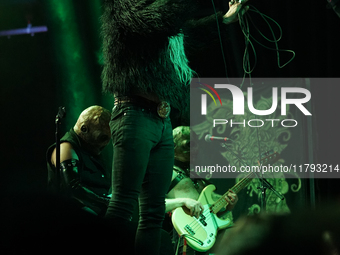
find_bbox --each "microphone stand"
[258,160,267,211]
[220,143,284,213]
[55,106,66,193]
[253,171,285,212]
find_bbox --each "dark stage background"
[1,0,340,222]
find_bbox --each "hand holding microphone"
[223,0,249,24]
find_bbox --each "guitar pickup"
[184,225,195,235]
[200,219,207,226]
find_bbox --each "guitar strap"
[167,166,186,194]
[167,164,214,194]
[183,238,187,255]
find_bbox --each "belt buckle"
[157,101,171,119]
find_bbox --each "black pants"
[106,102,174,255]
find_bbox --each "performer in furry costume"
[101,0,247,254]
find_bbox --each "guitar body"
[172,152,280,252]
[171,185,232,252]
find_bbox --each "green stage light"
[46,0,96,127]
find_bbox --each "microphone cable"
[211,0,230,81]
[210,1,296,86]
[238,4,296,88]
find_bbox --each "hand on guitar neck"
[225,190,238,211]
[180,191,239,218]
[212,189,239,217]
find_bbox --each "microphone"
[55,106,66,124]
[57,106,66,119]
[205,134,233,143]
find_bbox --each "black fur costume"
[101,0,225,112]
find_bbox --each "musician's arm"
[166,170,201,213]
[165,197,204,218]
[103,0,196,40]
[183,1,248,54]
[51,143,110,210]
[51,142,78,166]
[165,197,189,213]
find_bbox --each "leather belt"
[114,96,171,119]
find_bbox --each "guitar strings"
[185,154,277,237]
[184,155,278,240]
[186,171,256,235]
[188,162,273,233]
[186,175,255,234]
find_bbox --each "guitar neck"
[230,172,255,194]
[210,172,255,214]
[209,152,279,214]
